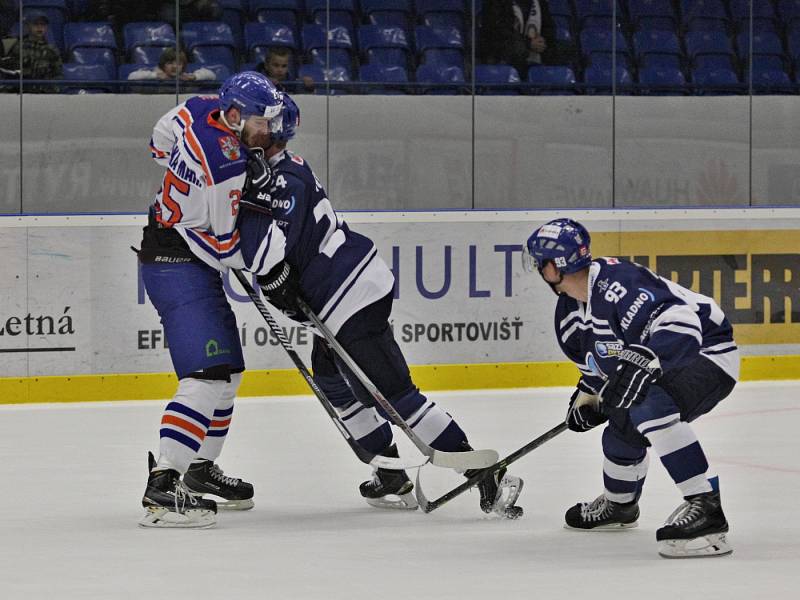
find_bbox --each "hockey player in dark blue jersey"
[230,96,524,518]
[523,218,739,557]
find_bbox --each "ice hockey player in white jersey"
[229,92,524,518]
[137,72,289,527]
[523,218,739,558]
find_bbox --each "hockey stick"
[295,296,499,471]
[415,421,569,513]
[231,269,426,470]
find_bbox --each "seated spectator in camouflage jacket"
[1,13,62,92]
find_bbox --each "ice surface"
[1,382,798,599]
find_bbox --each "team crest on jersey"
[218,136,241,160]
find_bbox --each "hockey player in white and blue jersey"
[231,106,524,518]
[523,218,738,558]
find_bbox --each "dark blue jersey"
[556,258,739,394]
[237,150,394,334]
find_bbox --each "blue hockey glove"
[241,149,274,209]
[601,344,663,410]
[566,388,606,432]
[257,261,302,317]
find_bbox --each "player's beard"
[242,129,271,151]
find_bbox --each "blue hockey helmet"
[522,218,592,275]
[270,93,300,143]
[218,71,285,135]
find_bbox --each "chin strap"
[220,110,244,135]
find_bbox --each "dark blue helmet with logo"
[522,218,592,275]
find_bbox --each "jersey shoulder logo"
[218,136,241,161]
[291,154,305,166]
[605,257,620,265]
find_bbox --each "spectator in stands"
[479,1,572,76]
[257,47,315,94]
[0,13,62,93]
[127,47,215,85]
[0,1,14,39]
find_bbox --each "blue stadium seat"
[638,66,687,95]
[633,30,681,61]
[548,0,574,18]
[359,64,409,94]
[415,25,463,57]
[475,64,520,95]
[62,62,114,93]
[415,63,464,95]
[416,0,466,35]
[311,11,356,37]
[130,46,164,65]
[685,30,734,63]
[299,63,353,89]
[528,65,577,95]
[246,22,297,62]
[627,0,675,24]
[580,29,629,56]
[552,16,574,46]
[421,11,465,35]
[420,48,464,69]
[751,67,793,94]
[191,46,237,72]
[218,0,245,10]
[583,64,632,93]
[182,22,236,51]
[778,0,800,23]
[691,66,741,94]
[574,0,616,23]
[361,0,412,15]
[302,24,354,70]
[256,9,298,36]
[64,23,117,52]
[250,0,302,14]
[736,31,784,62]
[635,16,678,32]
[585,51,633,72]
[305,0,356,30]
[358,25,411,67]
[693,53,736,72]
[788,28,800,62]
[70,47,116,72]
[681,0,729,32]
[124,22,176,53]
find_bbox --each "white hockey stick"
[232,269,427,471]
[295,297,499,471]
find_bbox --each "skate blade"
[658,533,733,558]
[365,492,419,511]
[491,476,524,518]
[564,521,639,532]
[138,506,217,529]
[216,498,254,511]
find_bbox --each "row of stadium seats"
[35,61,795,95]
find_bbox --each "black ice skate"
[359,445,417,510]
[140,453,217,529]
[656,491,732,558]
[183,459,255,510]
[464,467,524,519]
[564,494,639,530]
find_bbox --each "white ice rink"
[1,381,798,600]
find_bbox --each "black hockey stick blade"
[231,269,425,471]
[295,296,499,471]
[416,421,569,514]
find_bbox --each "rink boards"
[1,209,799,403]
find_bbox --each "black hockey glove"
[241,149,274,209]
[566,387,607,432]
[257,261,302,317]
[601,344,663,410]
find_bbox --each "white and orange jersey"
[149,95,247,271]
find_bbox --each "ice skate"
[656,491,732,558]
[140,453,217,529]
[359,445,417,510]
[564,494,639,530]
[465,467,524,519]
[183,459,255,510]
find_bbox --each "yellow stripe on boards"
[0,356,796,405]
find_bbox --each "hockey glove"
[257,261,302,317]
[601,344,663,410]
[566,387,606,432]
[241,149,274,209]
